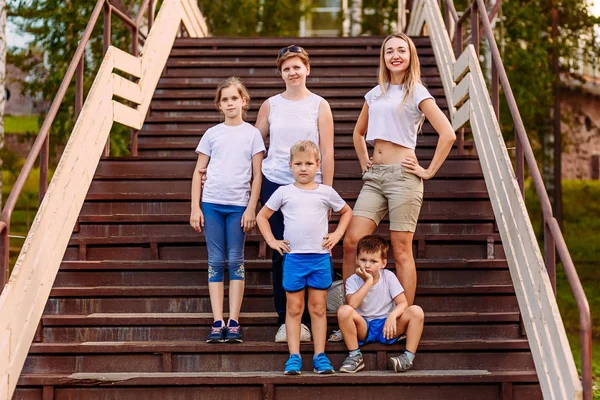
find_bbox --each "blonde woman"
[255,45,335,343]
[334,34,455,342]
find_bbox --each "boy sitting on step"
[337,235,424,373]
[256,140,353,375]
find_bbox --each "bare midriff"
[371,139,416,165]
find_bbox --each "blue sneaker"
[206,321,226,343]
[284,354,302,375]
[313,353,335,374]
[225,323,243,343]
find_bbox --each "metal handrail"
[442,0,592,397]
[0,0,155,289]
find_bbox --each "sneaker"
[284,354,303,375]
[300,323,312,342]
[339,353,365,373]
[275,324,287,342]
[225,324,243,343]
[327,329,343,342]
[206,321,226,343]
[313,353,335,374]
[275,323,312,342]
[390,353,413,372]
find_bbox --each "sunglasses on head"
[278,45,303,57]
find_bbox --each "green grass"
[5,115,41,134]
[525,180,600,396]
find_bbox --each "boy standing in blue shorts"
[257,140,353,375]
[337,235,424,373]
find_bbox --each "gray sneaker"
[339,354,365,373]
[390,353,413,372]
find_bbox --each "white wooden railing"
[407,0,582,398]
[0,1,207,398]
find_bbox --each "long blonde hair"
[377,33,422,106]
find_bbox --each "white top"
[262,93,324,185]
[346,269,404,321]
[196,122,266,207]
[265,184,346,254]
[364,83,434,150]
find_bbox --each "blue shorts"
[358,317,401,346]
[282,253,333,292]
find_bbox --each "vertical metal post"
[75,58,84,118]
[39,136,49,204]
[516,133,524,195]
[544,222,557,295]
[454,23,462,56]
[492,62,499,121]
[471,3,479,55]
[551,5,562,227]
[148,0,154,30]
[592,154,600,179]
[0,225,9,290]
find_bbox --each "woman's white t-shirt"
[196,122,265,207]
[265,184,346,254]
[262,93,324,185]
[364,83,434,150]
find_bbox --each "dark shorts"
[358,317,402,346]
[282,253,333,292]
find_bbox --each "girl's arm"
[256,206,291,255]
[353,102,372,173]
[318,99,335,186]
[190,154,210,232]
[255,100,270,139]
[241,152,264,232]
[402,99,456,180]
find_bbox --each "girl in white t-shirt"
[190,77,265,344]
[342,33,456,309]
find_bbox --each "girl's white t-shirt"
[262,93,324,185]
[364,83,434,150]
[265,184,346,254]
[196,122,266,207]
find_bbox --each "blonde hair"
[377,33,422,105]
[276,45,311,71]
[289,140,320,163]
[214,77,251,115]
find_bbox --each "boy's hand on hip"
[190,209,204,232]
[268,240,291,255]
[241,208,256,232]
[322,231,342,250]
[383,314,398,340]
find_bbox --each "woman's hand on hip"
[401,156,432,180]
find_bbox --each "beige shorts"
[353,164,424,232]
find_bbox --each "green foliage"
[4,115,40,134]
[359,0,398,35]
[197,0,311,36]
[498,0,600,148]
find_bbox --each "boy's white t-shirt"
[364,83,434,150]
[196,122,265,207]
[265,184,346,254]
[346,269,404,321]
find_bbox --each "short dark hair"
[356,235,388,260]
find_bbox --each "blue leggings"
[202,202,246,283]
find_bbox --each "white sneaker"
[275,324,287,342]
[274,323,312,342]
[300,323,312,342]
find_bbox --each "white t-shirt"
[265,184,346,254]
[262,93,324,185]
[364,83,434,150]
[196,122,265,207]
[346,269,404,321]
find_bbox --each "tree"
[498,0,599,211]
